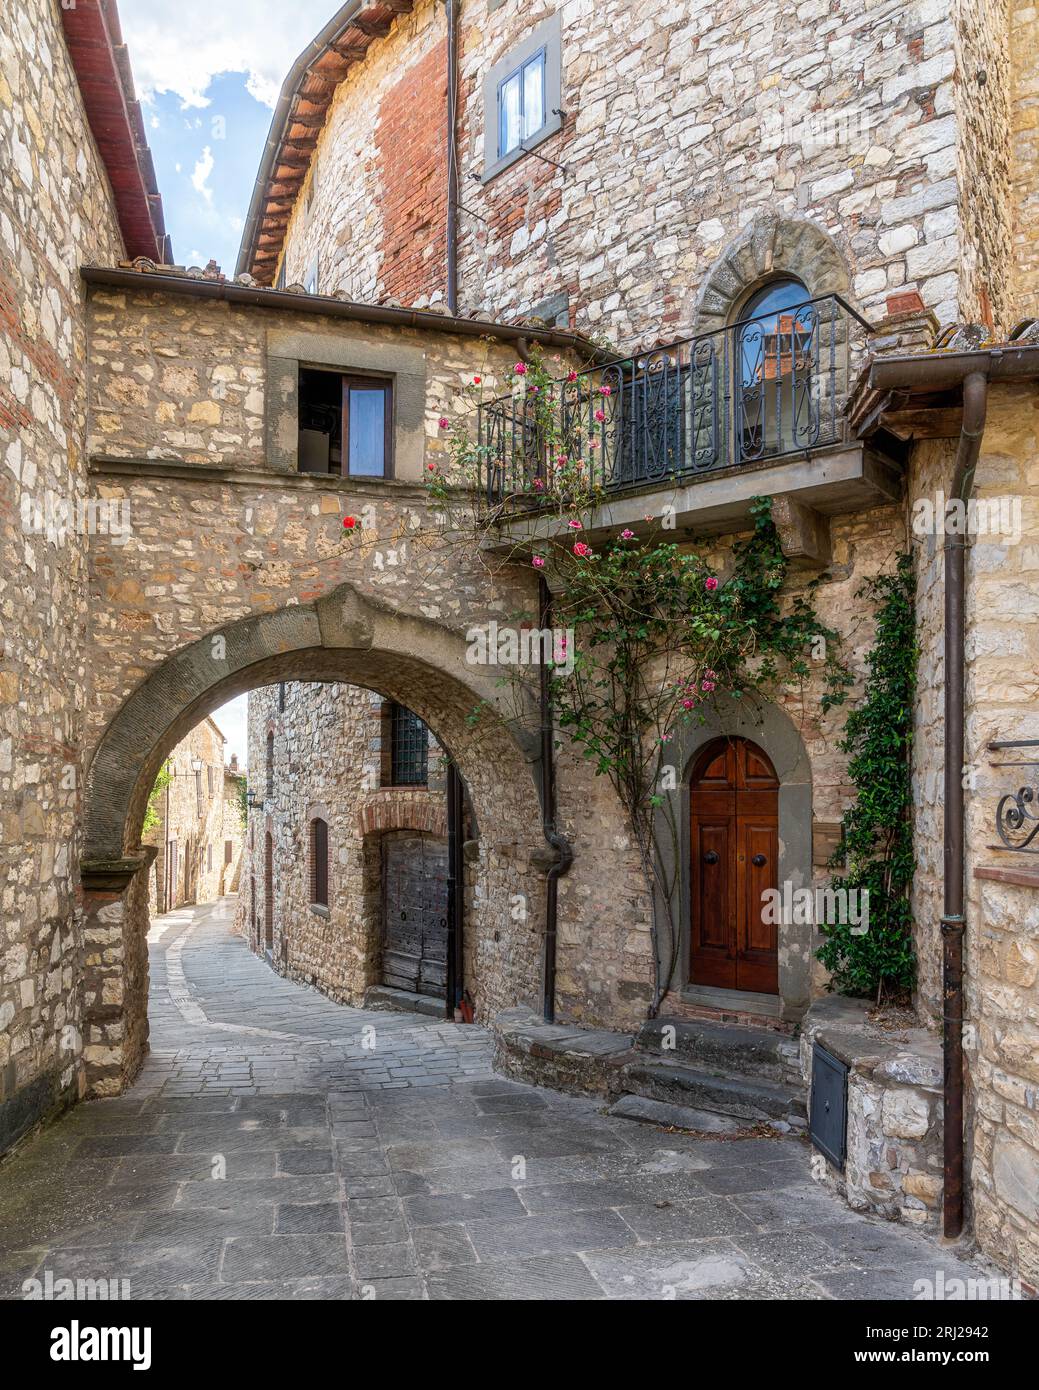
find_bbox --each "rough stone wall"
[802,997,945,1228]
[84,283,549,472]
[0,0,124,1150]
[278,0,1019,341]
[952,0,1014,331]
[908,438,956,1022]
[960,384,1039,1285]
[141,718,240,914]
[1010,1,1039,318]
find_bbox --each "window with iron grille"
[265,731,274,798]
[310,817,329,907]
[388,703,429,786]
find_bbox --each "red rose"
[343,516,357,529]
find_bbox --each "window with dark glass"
[310,817,329,907]
[498,47,546,158]
[265,730,274,798]
[387,703,429,787]
[278,682,286,713]
[734,277,811,462]
[298,367,392,478]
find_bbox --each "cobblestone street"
[0,899,990,1301]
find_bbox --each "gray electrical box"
[810,1041,848,1170]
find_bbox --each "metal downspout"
[445,0,460,314]
[941,368,989,1239]
[538,576,573,1022]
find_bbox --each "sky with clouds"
[119,0,340,274]
[118,1,343,766]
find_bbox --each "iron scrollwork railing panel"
[991,740,1039,852]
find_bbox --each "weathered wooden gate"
[381,831,449,998]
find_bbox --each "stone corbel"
[80,848,156,895]
[771,497,832,568]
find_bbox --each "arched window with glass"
[733,276,817,462]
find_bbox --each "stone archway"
[79,582,546,1096]
[653,695,814,1024]
[693,211,853,334]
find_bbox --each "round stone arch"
[652,694,814,1023]
[79,582,548,1096]
[693,211,853,334]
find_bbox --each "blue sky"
[120,0,340,274]
[119,1,343,763]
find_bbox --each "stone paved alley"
[0,900,992,1301]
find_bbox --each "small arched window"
[310,817,329,907]
[734,276,812,461]
[265,730,274,798]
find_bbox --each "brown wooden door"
[690,736,779,994]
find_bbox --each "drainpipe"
[868,353,993,1242]
[940,368,988,1239]
[445,0,460,314]
[538,575,573,1022]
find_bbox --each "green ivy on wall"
[816,554,918,1003]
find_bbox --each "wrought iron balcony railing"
[478,293,872,508]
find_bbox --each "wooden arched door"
[689,736,779,995]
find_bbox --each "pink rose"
[573,542,591,557]
[599,385,612,396]
[701,679,716,692]
[567,369,578,383]
[594,409,606,422]
[621,529,635,539]
[705,576,719,591]
[514,362,527,375]
[532,555,546,569]
[567,519,583,530]
[439,417,449,430]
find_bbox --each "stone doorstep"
[362,986,448,1021]
[636,1016,802,1086]
[621,1058,808,1125]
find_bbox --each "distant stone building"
[142,718,244,915]
[238,683,457,1009]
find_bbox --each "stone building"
[0,0,1037,1290]
[142,717,244,915]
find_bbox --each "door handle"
[752,854,767,867]
[703,851,719,865]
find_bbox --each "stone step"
[620,1058,807,1124]
[607,1093,745,1133]
[635,1016,801,1084]
[363,985,447,1019]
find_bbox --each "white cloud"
[192,147,215,204]
[119,0,341,109]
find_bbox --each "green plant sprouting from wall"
[815,554,917,1004]
[141,760,173,835]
